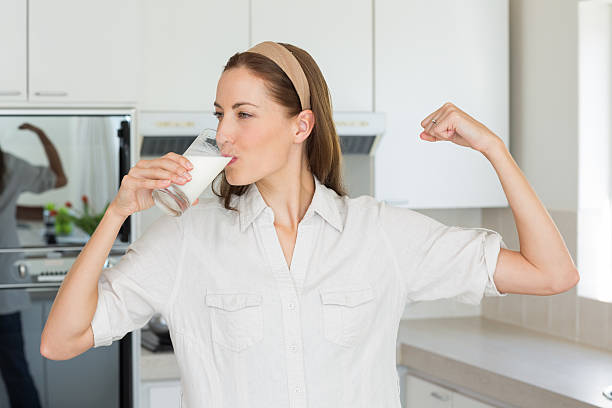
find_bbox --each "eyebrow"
[213,102,259,110]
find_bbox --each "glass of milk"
[152,128,231,216]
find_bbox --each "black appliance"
[0,109,136,408]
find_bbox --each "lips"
[222,153,237,165]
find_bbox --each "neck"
[255,156,314,230]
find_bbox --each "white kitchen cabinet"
[453,392,496,408]
[141,380,181,408]
[405,375,496,408]
[251,0,373,111]
[0,0,27,102]
[375,0,509,208]
[28,0,142,104]
[406,375,452,408]
[140,0,250,111]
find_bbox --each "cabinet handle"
[430,391,450,401]
[0,90,22,96]
[34,91,68,97]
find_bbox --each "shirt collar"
[237,174,344,233]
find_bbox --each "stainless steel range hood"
[334,112,384,155]
[138,111,385,197]
[334,112,385,197]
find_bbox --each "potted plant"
[48,195,110,236]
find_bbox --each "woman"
[0,123,67,408]
[40,41,578,407]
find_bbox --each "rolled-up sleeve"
[18,160,57,194]
[379,201,508,305]
[91,214,184,347]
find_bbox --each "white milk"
[179,154,231,203]
[152,154,231,216]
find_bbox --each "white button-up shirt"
[91,175,507,408]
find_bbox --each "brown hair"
[211,42,347,210]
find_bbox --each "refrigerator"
[0,108,138,408]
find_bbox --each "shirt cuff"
[90,279,114,347]
[482,228,508,297]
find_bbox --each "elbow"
[40,338,56,360]
[40,331,80,361]
[40,334,59,360]
[550,268,580,294]
[55,175,68,188]
[40,332,65,361]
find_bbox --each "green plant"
[56,195,110,236]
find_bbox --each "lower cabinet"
[406,375,495,408]
[141,380,181,408]
[0,292,120,408]
[453,392,496,408]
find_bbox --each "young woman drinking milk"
[41,41,579,407]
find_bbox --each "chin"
[224,169,256,187]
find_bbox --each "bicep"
[493,248,556,295]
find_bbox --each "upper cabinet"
[374,0,509,208]
[28,0,142,104]
[0,0,27,102]
[140,0,250,111]
[251,0,373,112]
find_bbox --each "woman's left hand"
[419,102,502,154]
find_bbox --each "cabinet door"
[406,375,452,408]
[0,0,27,102]
[140,0,249,111]
[453,392,496,408]
[28,0,142,103]
[251,0,372,111]
[42,297,121,408]
[142,380,181,408]
[375,0,509,208]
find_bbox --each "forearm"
[35,130,66,180]
[41,205,127,357]
[482,140,577,280]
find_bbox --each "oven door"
[0,109,136,407]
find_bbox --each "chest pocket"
[205,292,263,352]
[319,285,375,347]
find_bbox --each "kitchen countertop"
[397,317,612,408]
[140,317,612,407]
[140,347,180,382]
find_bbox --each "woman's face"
[214,67,301,186]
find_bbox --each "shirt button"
[288,302,296,310]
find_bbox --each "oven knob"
[17,264,28,278]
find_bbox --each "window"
[577,0,612,302]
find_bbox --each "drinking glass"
[152,128,230,216]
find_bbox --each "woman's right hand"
[109,152,194,218]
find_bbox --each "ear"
[294,110,315,144]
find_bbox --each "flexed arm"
[18,123,67,188]
[419,103,579,295]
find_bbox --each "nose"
[215,126,231,150]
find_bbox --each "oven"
[0,108,137,407]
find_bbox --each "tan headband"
[246,41,311,110]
